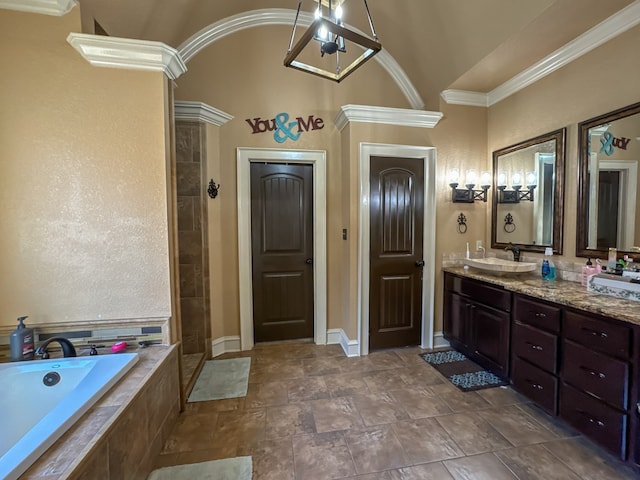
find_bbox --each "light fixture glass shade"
[480,171,491,187]
[511,172,523,187]
[497,171,507,187]
[465,170,477,187]
[448,168,460,185]
[526,171,537,186]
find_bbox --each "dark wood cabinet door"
[444,291,469,348]
[472,302,510,378]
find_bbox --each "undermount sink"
[464,257,537,275]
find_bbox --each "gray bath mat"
[148,456,252,480]
[188,357,251,402]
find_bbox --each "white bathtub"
[0,353,138,480]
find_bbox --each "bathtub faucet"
[35,337,77,359]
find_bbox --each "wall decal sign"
[246,113,324,143]
[600,131,631,156]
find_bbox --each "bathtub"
[0,353,138,480]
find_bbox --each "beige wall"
[0,8,173,328]
[488,25,640,263]
[176,25,489,340]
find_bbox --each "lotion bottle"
[9,316,35,361]
[581,258,596,287]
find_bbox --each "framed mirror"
[491,128,566,254]
[577,102,640,258]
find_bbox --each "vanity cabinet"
[559,309,633,459]
[511,294,561,414]
[443,270,640,469]
[443,273,511,378]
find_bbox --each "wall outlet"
[476,240,483,251]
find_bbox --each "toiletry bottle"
[581,258,595,287]
[541,247,556,281]
[608,247,617,271]
[9,316,35,362]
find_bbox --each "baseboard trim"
[327,328,359,357]
[211,335,241,357]
[433,331,450,349]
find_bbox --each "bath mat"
[147,456,252,480]
[188,357,251,402]
[420,350,508,392]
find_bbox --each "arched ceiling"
[77,0,635,109]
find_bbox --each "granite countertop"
[444,266,640,327]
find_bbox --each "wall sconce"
[449,168,491,203]
[207,179,220,199]
[497,171,536,203]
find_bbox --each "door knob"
[415,260,425,267]
[305,258,313,265]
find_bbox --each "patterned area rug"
[148,457,252,480]
[188,357,251,402]
[420,350,509,392]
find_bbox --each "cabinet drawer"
[513,295,560,333]
[461,278,511,312]
[562,340,629,410]
[445,273,461,293]
[512,322,558,373]
[512,356,558,415]
[564,310,631,359]
[560,383,627,459]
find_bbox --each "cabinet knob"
[533,312,547,318]
[526,342,543,351]
[581,327,608,338]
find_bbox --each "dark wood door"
[369,156,424,350]
[597,170,619,248]
[250,163,314,342]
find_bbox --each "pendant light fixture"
[284,0,382,82]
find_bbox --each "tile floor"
[153,342,639,479]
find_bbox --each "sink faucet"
[505,243,520,262]
[478,245,486,258]
[35,337,77,359]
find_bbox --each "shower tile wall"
[176,121,210,355]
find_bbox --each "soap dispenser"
[10,316,35,361]
[541,247,556,281]
[581,258,596,287]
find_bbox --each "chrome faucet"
[504,243,520,262]
[35,337,77,359]
[478,245,486,258]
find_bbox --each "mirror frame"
[491,128,566,254]
[576,101,640,259]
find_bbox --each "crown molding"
[174,101,233,126]
[442,0,640,107]
[440,90,488,107]
[66,33,187,80]
[178,8,425,110]
[335,104,443,132]
[0,0,76,16]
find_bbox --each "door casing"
[237,147,327,351]
[359,143,436,356]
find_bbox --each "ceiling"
[76,0,635,109]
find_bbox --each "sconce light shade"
[449,169,491,203]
